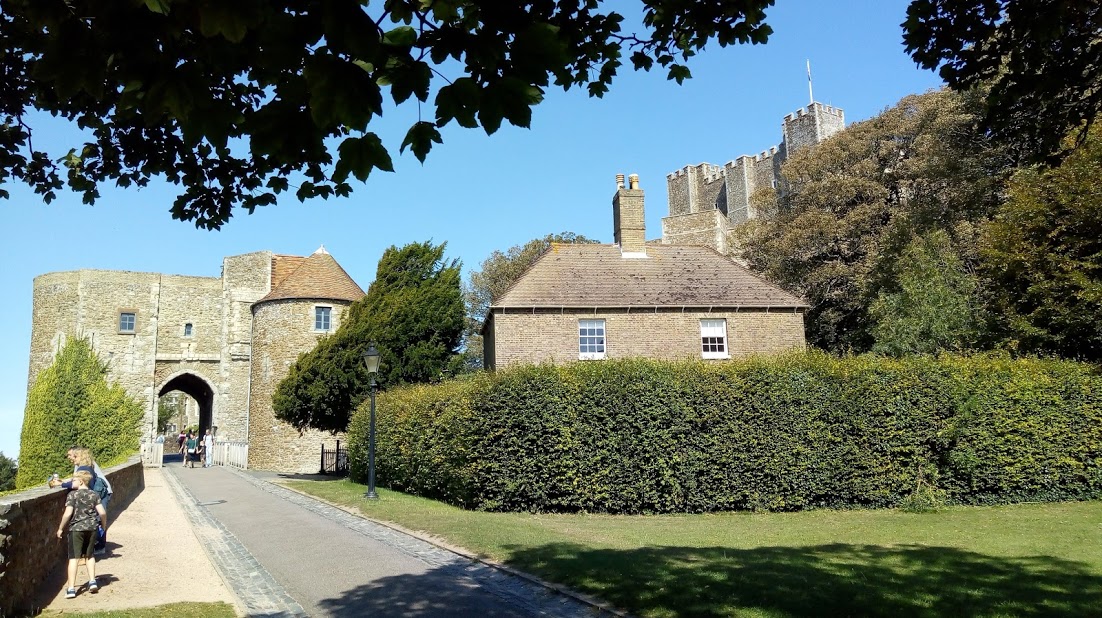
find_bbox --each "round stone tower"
[247,246,365,473]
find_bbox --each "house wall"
[488,308,805,368]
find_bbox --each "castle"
[26,247,364,474]
[661,101,845,252]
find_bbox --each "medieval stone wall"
[488,308,806,369]
[217,252,272,443]
[661,101,846,252]
[247,298,350,473]
[661,210,729,252]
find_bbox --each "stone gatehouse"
[26,247,364,473]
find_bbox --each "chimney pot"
[616,173,625,188]
[628,174,640,189]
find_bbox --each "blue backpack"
[76,465,110,500]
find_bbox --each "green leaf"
[435,78,480,129]
[197,4,256,43]
[143,0,171,15]
[335,134,394,183]
[383,26,417,48]
[400,121,443,163]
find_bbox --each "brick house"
[482,174,807,369]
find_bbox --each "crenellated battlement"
[663,98,847,252]
[783,102,844,123]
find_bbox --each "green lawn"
[40,602,237,618]
[285,479,1102,618]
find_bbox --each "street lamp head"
[362,342,380,375]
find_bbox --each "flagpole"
[807,60,813,104]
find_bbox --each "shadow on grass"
[306,543,1101,617]
[499,543,1102,617]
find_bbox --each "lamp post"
[361,343,380,500]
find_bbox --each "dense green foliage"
[735,88,1010,353]
[980,123,1102,360]
[903,0,1101,165]
[869,230,980,356]
[274,241,464,433]
[0,451,16,491]
[0,0,774,228]
[348,353,1102,513]
[15,336,143,489]
[462,232,598,368]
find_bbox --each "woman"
[184,432,199,468]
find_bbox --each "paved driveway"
[168,466,598,617]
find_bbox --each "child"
[56,470,107,599]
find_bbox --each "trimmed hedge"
[347,352,1102,513]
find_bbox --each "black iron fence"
[320,440,348,475]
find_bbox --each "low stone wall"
[0,456,144,617]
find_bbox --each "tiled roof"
[493,243,806,308]
[270,255,306,290]
[258,248,365,303]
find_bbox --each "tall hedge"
[15,336,143,489]
[347,352,1102,513]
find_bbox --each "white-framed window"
[700,318,729,359]
[578,319,606,360]
[118,312,136,334]
[183,322,194,337]
[314,306,332,332]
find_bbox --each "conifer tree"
[15,336,143,489]
[274,241,464,433]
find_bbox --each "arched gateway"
[26,247,364,473]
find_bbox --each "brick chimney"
[613,173,646,256]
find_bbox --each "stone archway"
[157,372,216,439]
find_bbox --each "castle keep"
[661,101,844,252]
[27,247,364,474]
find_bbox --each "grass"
[284,478,1102,617]
[39,602,237,617]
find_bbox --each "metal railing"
[215,441,249,470]
[320,440,348,475]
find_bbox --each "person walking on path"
[202,429,214,468]
[184,432,199,468]
[37,467,236,612]
[49,446,114,554]
[56,469,107,599]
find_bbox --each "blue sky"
[0,1,943,460]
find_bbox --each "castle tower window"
[578,319,606,360]
[700,318,729,359]
[315,306,332,332]
[183,323,194,337]
[118,312,136,334]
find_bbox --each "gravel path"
[38,466,236,613]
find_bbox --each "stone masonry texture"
[0,458,144,617]
[488,309,805,368]
[662,101,846,253]
[27,249,363,474]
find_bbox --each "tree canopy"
[274,240,464,433]
[734,88,1010,352]
[903,0,1102,164]
[0,0,774,229]
[0,452,16,492]
[980,122,1102,360]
